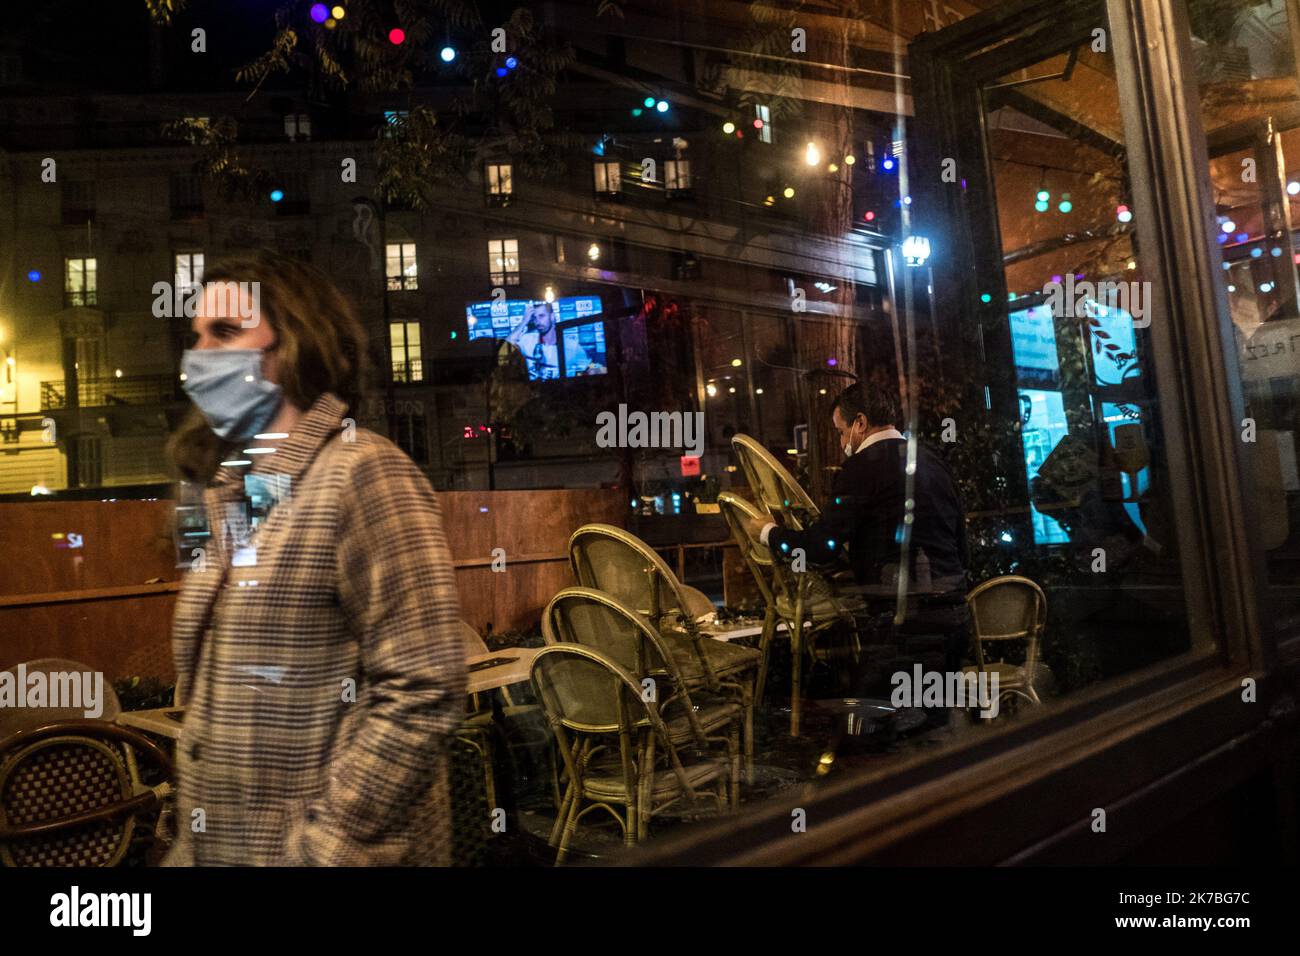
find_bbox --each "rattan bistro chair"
[961,576,1048,708]
[0,720,174,867]
[731,434,820,530]
[455,620,550,814]
[717,492,861,736]
[568,524,760,779]
[542,587,741,809]
[530,644,731,864]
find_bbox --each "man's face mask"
[181,348,283,442]
[842,416,864,457]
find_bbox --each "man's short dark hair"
[831,382,901,428]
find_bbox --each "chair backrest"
[529,644,695,797]
[678,584,717,622]
[0,720,173,867]
[530,643,641,734]
[458,621,491,658]
[966,576,1047,669]
[719,492,846,620]
[731,434,820,531]
[717,491,777,605]
[0,659,122,743]
[568,524,691,628]
[543,587,677,677]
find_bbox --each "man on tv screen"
[505,301,581,380]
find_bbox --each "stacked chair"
[725,435,862,736]
[538,587,743,863]
[717,491,861,736]
[530,642,732,865]
[455,620,553,815]
[567,524,760,781]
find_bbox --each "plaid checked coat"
[162,393,466,866]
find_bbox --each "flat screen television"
[465,295,604,381]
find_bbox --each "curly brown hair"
[168,250,369,483]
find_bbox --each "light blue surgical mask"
[181,349,283,442]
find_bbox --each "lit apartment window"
[390,321,423,383]
[65,257,98,307]
[386,242,418,291]
[488,238,520,286]
[755,103,772,144]
[485,163,513,205]
[175,252,204,294]
[665,159,692,192]
[62,181,95,225]
[284,112,312,141]
[593,161,621,197]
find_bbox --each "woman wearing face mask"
[162,250,465,866]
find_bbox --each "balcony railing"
[391,360,424,384]
[41,374,183,411]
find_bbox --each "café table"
[113,648,544,741]
[116,707,185,741]
[698,616,795,642]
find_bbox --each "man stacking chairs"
[717,491,860,737]
[567,524,760,781]
[728,435,864,736]
[529,643,733,865]
[731,433,821,531]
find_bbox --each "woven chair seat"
[581,755,728,801]
[662,635,760,682]
[2,738,136,867]
[961,660,1050,692]
[773,589,860,624]
[663,701,743,744]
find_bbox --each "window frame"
[664,158,692,194]
[64,256,98,308]
[389,320,423,384]
[487,237,521,286]
[174,251,204,296]
[485,162,514,205]
[386,241,418,292]
[593,160,622,197]
[635,0,1292,866]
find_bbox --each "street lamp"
[902,235,931,268]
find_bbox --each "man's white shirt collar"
[759,427,906,546]
[854,427,905,455]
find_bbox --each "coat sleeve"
[766,468,865,568]
[284,441,467,866]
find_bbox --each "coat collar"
[208,392,349,495]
